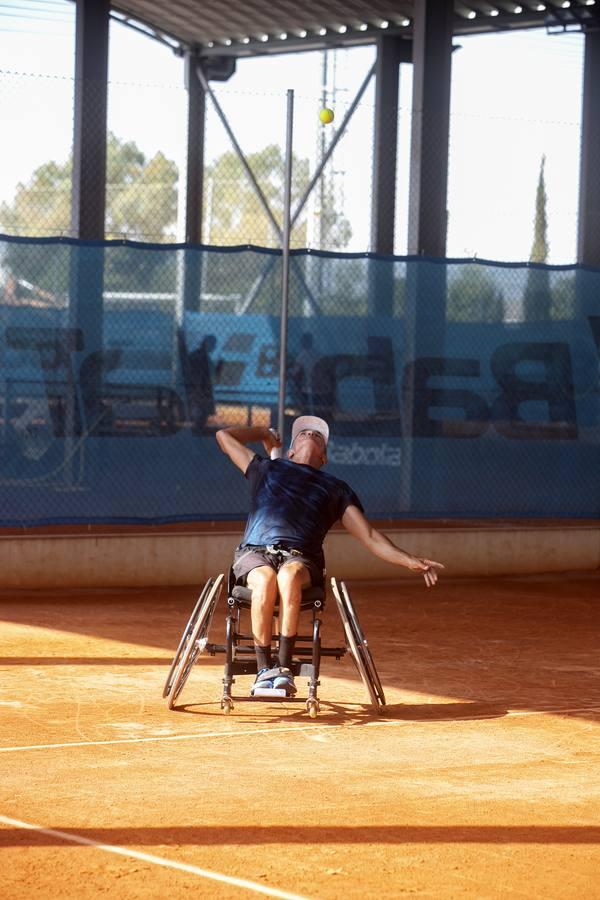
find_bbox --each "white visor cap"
[291,416,329,448]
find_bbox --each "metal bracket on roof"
[200,55,237,82]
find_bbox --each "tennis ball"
[319,107,334,125]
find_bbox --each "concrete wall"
[0,522,598,589]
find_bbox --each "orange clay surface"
[1,572,599,899]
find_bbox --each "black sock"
[255,645,272,671]
[278,634,296,669]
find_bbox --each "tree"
[202,144,352,303]
[204,143,353,250]
[523,155,551,321]
[550,274,575,320]
[0,133,179,294]
[1,138,352,302]
[447,264,504,322]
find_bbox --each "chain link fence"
[0,52,586,260]
[0,46,597,526]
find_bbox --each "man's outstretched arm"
[216,425,282,473]
[341,504,444,587]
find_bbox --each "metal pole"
[276,89,294,454]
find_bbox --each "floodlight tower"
[306,47,344,310]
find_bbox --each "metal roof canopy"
[69,0,600,272]
[105,0,600,56]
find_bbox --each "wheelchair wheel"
[163,578,213,698]
[331,577,386,712]
[167,573,224,709]
[339,581,385,706]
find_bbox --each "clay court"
[2,570,599,899]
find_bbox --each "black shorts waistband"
[238,542,311,558]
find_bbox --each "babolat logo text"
[328,441,401,467]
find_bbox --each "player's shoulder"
[245,452,269,475]
[318,466,354,493]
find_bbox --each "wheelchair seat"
[230,582,325,610]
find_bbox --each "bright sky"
[0,0,586,262]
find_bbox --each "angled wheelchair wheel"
[166,573,224,709]
[331,577,386,712]
[163,578,213,698]
[339,580,386,705]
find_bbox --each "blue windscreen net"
[0,235,598,525]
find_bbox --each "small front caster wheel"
[221,698,233,715]
[306,699,319,718]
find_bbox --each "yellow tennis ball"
[319,107,334,125]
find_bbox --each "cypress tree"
[523,155,550,320]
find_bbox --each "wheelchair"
[163,570,386,717]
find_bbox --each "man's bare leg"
[276,562,311,671]
[247,566,278,672]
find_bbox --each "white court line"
[507,705,600,717]
[2,705,600,754]
[0,815,310,900]
[0,723,320,753]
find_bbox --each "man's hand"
[341,505,444,587]
[262,427,282,457]
[405,557,445,588]
[216,425,281,473]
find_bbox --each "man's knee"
[247,566,277,602]
[277,562,310,594]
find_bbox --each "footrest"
[252,687,288,698]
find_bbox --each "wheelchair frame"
[163,571,386,717]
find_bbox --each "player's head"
[288,415,329,468]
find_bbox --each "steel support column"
[371,36,411,257]
[577,30,600,268]
[574,31,600,424]
[63,0,110,488]
[69,0,110,452]
[369,36,411,319]
[407,0,453,257]
[181,50,207,313]
[402,0,454,513]
[184,51,206,246]
[71,0,109,241]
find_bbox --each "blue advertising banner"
[0,236,598,524]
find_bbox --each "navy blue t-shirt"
[240,455,363,556]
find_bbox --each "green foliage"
[318,181,353,251]
[550,275,576,320]
[202,145,352,306]
[447,265,504,322]
[204,144,352,251]
[523,266,551,321]
[105,138,177,241]
[0,158,71,241]
[524,156,550,321]
[393,274,406,318]
[1,136,353,303]
[205,145,309,248]
[0,132,178,295]
[529,155,549,265]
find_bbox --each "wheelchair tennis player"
[216,416,444,697]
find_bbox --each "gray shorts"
[232,544,324,587]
